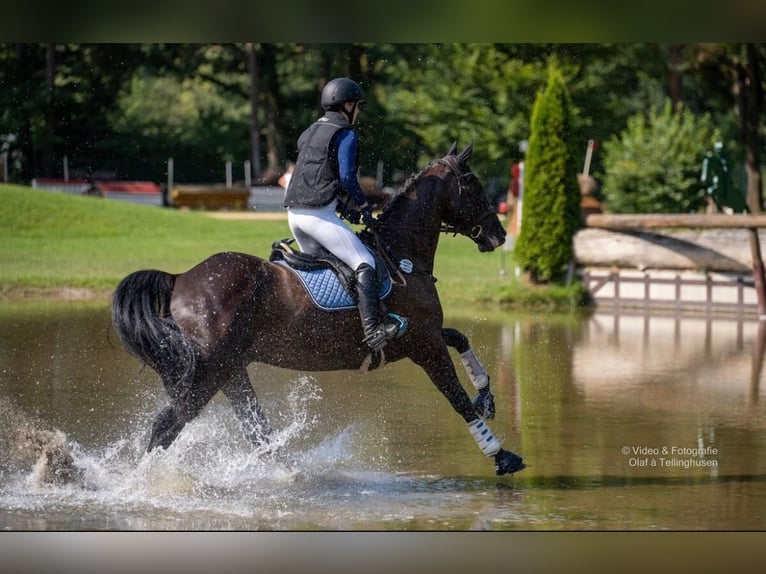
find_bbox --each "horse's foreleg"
[442,327,495,419]
[221,367,272,447]
[413,344,525,476]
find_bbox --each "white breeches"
[287,200,376,271]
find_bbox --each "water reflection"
[501,312,764,471]
[1,301,765,530]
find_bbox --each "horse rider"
[283,77,405,350]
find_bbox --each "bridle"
[366,154,498,285]
[437,155,496,241]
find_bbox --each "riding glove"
[361,207,375,228]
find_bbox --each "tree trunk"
[736,43,763,213]
[259,44,281,174]
[574,227,766,273]
[668,45,683,111]
[585,212,766,229]
[246,42,261,180]
[41,43,55,177]
[319,47,332,113]
[734,44,765,313]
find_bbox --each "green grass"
[0,183,586,312]
[0,184,291,292]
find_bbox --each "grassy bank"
[0,184,585,311]
[1,184,291,294]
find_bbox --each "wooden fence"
[579,213,766,317]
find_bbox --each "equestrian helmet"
[321,78,365,110]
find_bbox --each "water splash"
[0,396,82,488]
[1,374,506,530]
[0,375,368,528]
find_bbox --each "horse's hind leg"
[442,327,495,419]
[221,367,272,447]
[147,366,271,453]
[147,362,221,452]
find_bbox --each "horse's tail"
[111,270,197,393]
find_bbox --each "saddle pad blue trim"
[275,260,393,311]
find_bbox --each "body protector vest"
[284,111,355,208]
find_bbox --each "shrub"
[600,101,719,213]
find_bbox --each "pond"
[1,300,765,530]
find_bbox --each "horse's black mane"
[379,159,446,219]
[399,160,441,196]
[380,155,474,220]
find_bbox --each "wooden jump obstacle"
[585,213,766,229]
[170,184,250,210]
[580,213,766,318]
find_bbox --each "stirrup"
[386,313,408,338]
[364,322,399,350]
[363,314,408,350]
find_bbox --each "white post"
[167,158,174,205]
[1,151,7,182]
[244,160,251,188]
[63,155,69,182]
[514,161,525,278]
[376,160,384,188]
[516,161,524,233]
[226,160,232,188]
[582,139,595,177]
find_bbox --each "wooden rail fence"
[580,213,766,317]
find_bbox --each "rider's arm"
[335,129,369,210]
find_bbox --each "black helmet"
[321,78,365,110]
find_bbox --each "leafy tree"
[381,43,547,181]
[599,100,719,213]
[0,42,762,200]
[108,67,251,183]
[0,44,147,180]
[514,63,581,283]
[691,43,765,212]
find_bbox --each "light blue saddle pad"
[274,261,393,311]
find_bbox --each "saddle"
[269,238,393,311]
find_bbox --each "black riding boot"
[355,263,400,350]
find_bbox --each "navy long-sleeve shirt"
[334,129,368,208]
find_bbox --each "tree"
[381,44,547,181]
[514,63,581,283]
[0,43,761,197]
[0,44,147,180]
[690,43,765,212]
[600,100,719,213]
[734,44,764,213]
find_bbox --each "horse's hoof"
[147,406,185,452]
[494,448,526,476]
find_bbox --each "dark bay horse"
[112,142,525,476]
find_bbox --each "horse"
[111,142,526,476]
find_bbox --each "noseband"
[437,156,496,240]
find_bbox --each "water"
[1,301,765,530]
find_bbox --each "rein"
[369,228,409,287]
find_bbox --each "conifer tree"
[514,64,581,283]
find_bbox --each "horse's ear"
[446,141,458,156]
[457,141,473,164]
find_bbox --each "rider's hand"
[343,207,361,224]
[361,206,374,228]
